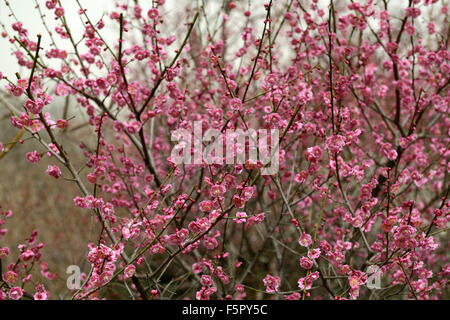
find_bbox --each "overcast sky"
[0,1,117,79]
[0,0,201,80]
[0,0,437,81]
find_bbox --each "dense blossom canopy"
[0,0,448,300]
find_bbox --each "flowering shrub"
[0,0,448,300]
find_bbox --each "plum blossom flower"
[3,271,18,284]
[285,292,301,300]
[24,99,44,114]
[46,165,61,179]
[201,275,213,286]
[326,135,346,154]
[298,233,312,247]
[305,146,323,163]
[262,274,280,293]
[297,277,312,291]
[300,257,314,269]
[211,184,225,197]
[8,287,23,300]
[26,151,41,164]
[123,265,136,279]
[55,7,65,18]
[0,247,10,258]
[147,8,159,19]
[234,211,247,224]
[20,249,35,261]
[230,98,242,111]
[199,200,213,213]
[307,248,321,259]
[34,291,49,300]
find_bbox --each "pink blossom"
[300,257,314,269]
[326,135,346,154]
[26,151,40,164]
[8,287,23,300]
[46,165,61,179]
[211,184,225,197]
[147,8,159,19]
[201,275,213,286]
[199,200,213,213]
[55,7,65,18]
[298,233,312,247]
[24,99,44,114]
[3,271,18,284]
[123,265,136,279]
[0,247,10,258]
[0,0,447,301]
[20,249,35,261]
[262,274,280,293]
[230,98,242,111]
[233,211,247,224]
[34,291,49,300]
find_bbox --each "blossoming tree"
[0,0,448,300]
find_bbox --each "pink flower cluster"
[0,0,448,300]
